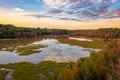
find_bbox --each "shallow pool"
[0,39,100,64]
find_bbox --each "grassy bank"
[58,38,104,48]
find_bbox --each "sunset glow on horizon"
[0,0,120,30]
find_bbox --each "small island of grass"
[16,45,45,55]
[3,45,45,55]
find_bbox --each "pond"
[0,38,100,64]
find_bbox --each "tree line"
[69,28,120,39]
[0,24,120,39]
[0,24,69,38]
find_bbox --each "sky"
[0,0,120,30]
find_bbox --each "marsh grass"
[58,38,104,48]
[0,37,41,50]
[3,44,45,55]
[16,45,45,55]
[0,37,45,55]
[4,47,15,52]
[0,69,8,80]
[0,39,17,41]
[0,61,68,80]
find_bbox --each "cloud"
[27,0,119,21]
[82,10,99,18]
[57,17,80,21]
[43,0,73,8]
[43,0,117,8]
[0,4,10,10]
[25,9,64,19]
[104,8,120,18]
[24,7,120,22]
[91,0,116,2]
[0,5,8,9]
[11,8,25,12]
[70,0,93,9]
[25,13,81,22]
[25,14,52,18]
[46,9,63,14]
[65,11,74,14]
[84,3,110,15]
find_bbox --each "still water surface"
[0,38,100,64]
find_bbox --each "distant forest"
[0,24,120,39]
[70,28,120,39]
[0,24,69,38]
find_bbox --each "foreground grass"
[0,65,8,80]
[58,38,104,48]
[0,61,68,80]
[58,40,120,80]
[0,69,8,80]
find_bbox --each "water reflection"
[0,39,100,64]
[69,37,93,41]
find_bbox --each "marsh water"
[0,38,100,64]
[69,37,93,41]
[0,68,13,79]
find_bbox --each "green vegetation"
[0,39,17,41]
[1,24,120,80]
[58,40,120,80]
[0,24,120,40]
[0,40,120,80]
[0,70,8,80]
[16,45,44,55]
[1,24,120,40]
[4,47,15,52]
[69,28,120,40]
[0,65,9,80]
[0,61,67,80]
[0,24,69,38]
[3,45,45,55]
[58,38,104,48]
